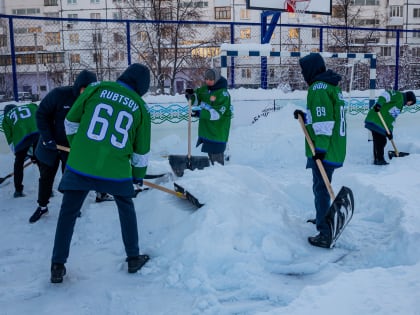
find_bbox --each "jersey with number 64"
[64,81,151,182]
[304,80,346,167]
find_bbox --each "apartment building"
[0,0,419,96]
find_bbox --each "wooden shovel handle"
[143,180,186,199]
[377,111,399,156]
[56,144,186,199]
[187,98,192,159]
[297,115,336,200]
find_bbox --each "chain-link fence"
[0,13,419,102]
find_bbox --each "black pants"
[372,131,387,162]
[208,153,224,165]
[310,163,335,237]
[37,154,67,207]
[52,190,139,264]
[14,146,34,192]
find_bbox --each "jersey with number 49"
[64,81,151,182]
[304,80,346,167]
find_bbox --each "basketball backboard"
[246,0,332,15]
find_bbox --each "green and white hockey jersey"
[2,103,39,153]
[304,81,347,167]
[364,90,404,135]
[192,79,232,144]
[64,81,151,181]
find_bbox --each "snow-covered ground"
[1,88,419,315]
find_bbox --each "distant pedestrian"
[2,103,39,197]
[364,90,416,165]
[50,63,151,283]
[185,68,232,165]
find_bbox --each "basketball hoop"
[285,0,312,16]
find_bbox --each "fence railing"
[0,13,419,102]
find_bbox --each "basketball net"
[285,0,312,17]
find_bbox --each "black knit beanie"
[117,63,150,97]
[404,91,416,105]
[204,68,221,82]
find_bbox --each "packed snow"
[1,88,419,315]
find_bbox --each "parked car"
[18,92,33,101]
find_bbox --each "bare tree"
[115,0,211,95]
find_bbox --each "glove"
[312,150,326,161]
[373,103,381,112]
[42,139,57,151]
[133,178,143,186]
[386,132,393,140]
[293,109,305,120]
[191,110,201,118]
[185,88,194,100]
[28,155,37,164]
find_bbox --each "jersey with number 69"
[64,81,151,182]
[304,80,346,167]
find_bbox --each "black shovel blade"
[168,155,210,177]
[174,183,204,208]
[326,186,354,248]
[388,150,410,160]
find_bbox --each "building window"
[352,0,379,5]
[44,0,58,5]
[45,32,60,45]
[0,35,6,47]
[215,6,231,20]
[114,33,124,43]
[44,12,59,24]
[240,28,251,39]
[386,26,402,38]
[381,47,392,57]
[91,0,100,3]
[69,33,79,44]
[390,6,402,17]
[413,29,420,38]
[240,9,250,20]
[68,13,78,23]
[12,8,41,15]
[136,31,148,42]
[412,47,420,57]
[113,11,122,19]
[90,13,101,20]
[289,28,300,39]
[414,8,420,18]
[241,68,251,79]
[67,0,77,4]
[93,53,103,64]
[312,28,320,39]
[70,53,80,63]
[112,51,125,61]
[92,33,102,44]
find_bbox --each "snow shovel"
[141,181,203,208]
[168,99,210,177]
[57,145,203,208]
[377,111,409,159]
[297,115,354,248]
[0,160,33,184]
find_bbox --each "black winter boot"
[126,255,150,273]
[308,233,331,248]
[51,263,66,283]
